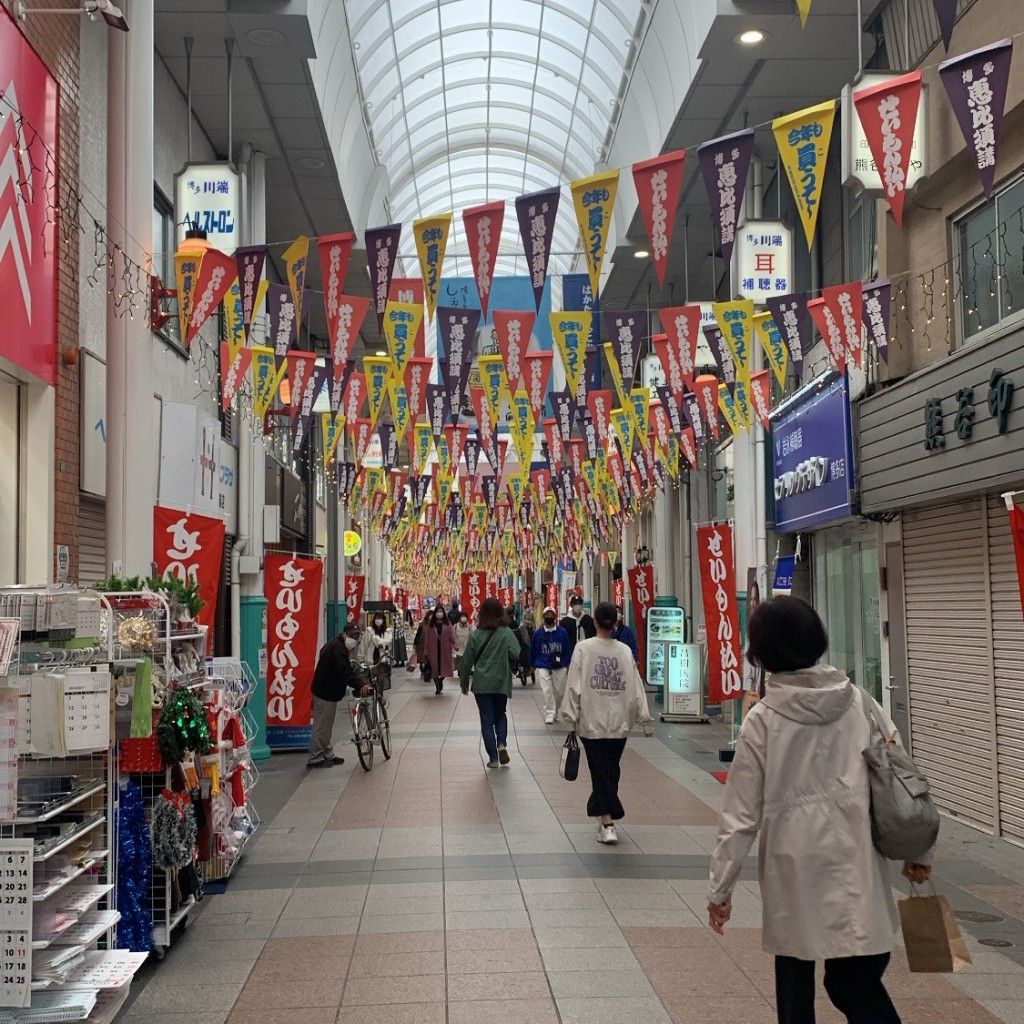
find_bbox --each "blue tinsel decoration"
[116,781,155,952]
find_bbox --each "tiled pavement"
[117,672,1024,1024]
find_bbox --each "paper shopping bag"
[898,887,973,973]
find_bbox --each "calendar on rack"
[0,839,33,1008]
[62,669,111,754]
[0,689,16,822]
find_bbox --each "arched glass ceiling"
[344,0,646,282]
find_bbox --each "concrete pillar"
[105,0,155,576]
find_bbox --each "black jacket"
[560,613,596,662]
[311,635,360,703]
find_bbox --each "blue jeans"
[474,693,508,761]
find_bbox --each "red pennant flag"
[542,418,563,468]
[658,305,701,384]
[186,248,237,347]
[632,150,686,288]
[522,350,554,424]
[471,388,495,456]
[287,351,317,418]
[808,283,863,374]
[444,423,470,475]
[404,356,433,421]
[350,417,374,465]
[853,72,923,228]
[692,375,720,439]
[493,309,535,391]
[344,574,366,626]
[586,389,614,445]
[680,427,698,469]
[650,401,672,454]
[462,201,505,320]
[318,231,355,347]
[344,372,367,424]
[749,369,772,429]
[220,343,251,412]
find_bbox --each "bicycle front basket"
[372,661,392,691]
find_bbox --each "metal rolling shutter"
[989,496,1024,842]
[78,497,106,586]
[903,498,995,832]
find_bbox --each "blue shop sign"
[771,373,855,533]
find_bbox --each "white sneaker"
[486,760,500,769]
[597,823,618,845]
[545,713,555,724]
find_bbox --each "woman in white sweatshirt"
[558,601,653,845]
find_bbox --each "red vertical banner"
[612,577,626,610]
[344,574,366,626]
[381,585,393,603]
[153,506,226,654]
[462,201,505,319]
[626,566,655,674]
[265,555,324,748]
[1008,502,1024,621]
[498,586,514,609]
[545,583,559,610]
[461,571,488,622]
[631,150,686,288]
[696,524,743,704]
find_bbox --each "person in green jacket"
[458,597,522,768]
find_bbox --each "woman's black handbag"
[560,732,580,782]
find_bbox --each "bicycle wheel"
[355,703,374,772]
[377,696,392,760]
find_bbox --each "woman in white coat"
[707,597,932,1024]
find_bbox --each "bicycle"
[350,654,392,772]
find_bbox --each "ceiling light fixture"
[737,29,767,46]
[634,249,650,259]
[246,27,285,46]
[375,350,387,357]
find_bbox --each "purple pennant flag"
[437,307,481,419]
[464,435,482,479]
[411,474,431,512]
[518,500,532,531]
[552,389,576,451]
[697,129,755,269]
[633,445,650,487]
[604,310,645,395]
[580,411,599,462]
[550,474,565,516]
[234,245,266,343]
[481,474,499,511]
[292,363,328,454]
[515,186,560,311]
[327,358,356,417]
[426,383,448,440]
[681,391,705,446]
[765,292,810,380]
[862,279,893,365]
[338,461,357,502]
[656,384,684,437]
[364,223,402,334]
[559,466,575,514]
[267,283,297,361]
[378,423,397,472]
[932,0,958,51]
[703,325,736,389]
[939,39,1013,199]
[652,457,667,494]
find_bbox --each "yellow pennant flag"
[413,213,452,320]
[629,388,650,448]
[733,378,753,432]
[383,301,424,381]
[436,434,452,478]
[478,354,511,423]
[713,299,755,386]
[251,345,285,421]
[754,311,790,388]
[437,473,453,510]
[366,467,386,495]
[388,377,412,443]
[509,390,536,468]
[223,278,245,359]
[603,341,630,411]
[610,407,635,467]
[413,422,434,473]
[666,435,681,480]
[773,100,836,248]
[322,412,344,465]
[796,0,812,27]
[363,356,393,431]
[507,467,529,511]
[175,250,202,345]
[719,383,742,437]
[570,170,619,299]
[283,235,310,334]
[551,312,590,398]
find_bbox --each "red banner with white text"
[627,565,655,676]
[545,583,559,612]
[153,506,225,655]
[461,571,488,623]
[265,555,324,748]
[696,524,743,703]
[344,574,366,627]
[613,577,626,611]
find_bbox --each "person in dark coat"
[561,595,596,664]
[307,622,371,768]
[611,606,640,664]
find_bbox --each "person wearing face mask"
[307,623,372,769]
[426,607,457,695]
[360,612,392,667]
[560,595,596,664]
[530,606,570,724]
[611,606,640,664]
[453,611,474,672]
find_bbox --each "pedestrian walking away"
[453,610,473,673]
[560,594,596,664]
[426,605,457,694]
[558,601,653,845]
[610,605,639,664]
[307,622,372,769]
[458,597,522,768]
[531,605,570,724]
[707,596,934,1024]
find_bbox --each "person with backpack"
[707,596,934,1024]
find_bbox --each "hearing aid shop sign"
[771,373,855,533]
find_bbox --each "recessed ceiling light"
[737,29,767,46]
[246,27,285,46]
[634,249,650,259]
[295,156,325,170]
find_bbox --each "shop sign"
[646,606,685,690]
[734,221,794,304]
[841,73,928,193]
[343,530,362,557]
[175,162,240,254]
[924,368,1016,451]
[665,643,702,718]
[0,11,59,386]
[773,555,796,596]
[160,404,236,526]
[771,373,854,533]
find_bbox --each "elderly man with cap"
[530,606,571,724]
[307,621,372,769]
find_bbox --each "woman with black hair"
[707,596,933,1024]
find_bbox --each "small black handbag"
[560,731,580,782]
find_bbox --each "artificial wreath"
[151,790,197,870]
[117,616,157,651]
[156,688,212,765]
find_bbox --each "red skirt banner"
[1008,500,1024,621]
[265,555,324,749]
[461,571,488,622]
[627,566,655,674]
[696,524,743,703]
[344,574,366,627]
[153,506,225,654]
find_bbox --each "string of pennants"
[173,35,1013,590]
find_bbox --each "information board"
[645,607,685,689]
[665,643,703,719]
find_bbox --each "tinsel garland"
[157,688,212,764]
[115,781,154,953]
[151,791,198,870]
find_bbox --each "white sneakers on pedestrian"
[486,759,500,769]
[544,713,555,724]
[597,823,618,845]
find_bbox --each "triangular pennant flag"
[586,389,614,446]
[703,325,736,389]
[697,129,755,268]
[403,356,433,421]
[267,283,297,360]
[413,213,452,320]
[378,423,398,473]
[765,292,809,379]
[807,296,844,374]
[754,312,790,388]
[713,299,755,386]
[797,0,812,28]
[631,150,686,288]
[282,236,310,337]
[464,435,482,479]
[292,363,327,454]
[251,346,286,421]
[175,250,202,345]
[383,301,423,381]
[570,170,619,298]
[462,200,504,319]
[220,343,251,412]
[719,383,741,437]
[437,307,481,419]
[365,224,402,333]
[610,407,635,466]
[426,382,449,440]
[693,374,720,440]
[413,422,434,474]
[551,312,590,399]
[234,246,266,344]
[509,390,536,468]
[493,309,535,390]
[658,305,701,386]
[679,428,698,470]
[656,385,684,438]
[773,101,836,248]
[515,187,560,310]
[322,412,344,465]
[749,370,772,430]
[932,0,958,51]
[343,371,367,425]
[629,389,650,448]
[478,354,511,425]
[186,248,237,347]
[223,278,245,360]
[444,423,470,476]
[603,309,645,408]
[542,417,564,469]
[388,377,412,444]
[287,351,317,419]
[363,355,393,431]
[470,386,496,456]
[862,279,892,364]
[522,351,554,425]
[552,390,577,451]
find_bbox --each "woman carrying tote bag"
[707,596,933,1024]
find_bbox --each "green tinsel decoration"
[157,688,212,765]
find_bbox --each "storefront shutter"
[79,496,107,586]
[989,495,1024,842]
[903,498,995,832]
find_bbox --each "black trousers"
[580,736,627,820]
[775,953,901,1024]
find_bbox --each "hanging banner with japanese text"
[365,224,402,333]
[631,150,686,287]
[516,187,560,311]
[604,310,645,409]
[939,39,1013,199]
[704,325,736,389]
[175,251,201,349]
[551,313,590,398]
[772,100,836,248]
[571,170,620,299]
[234,245,266,345]
[438,307,481,419]
[327,291,368,383]
[713,299,755,386]
[462,200,504,318]
[414,213,452,320]
[317,231,355,349]
[283,235,310,335]
[754,311,789,388]
[693,375,720,439]
[626,565,655,675]
[461,570,488,623]
[265,554,323,748]
[765,292,809,379]
[251,345,286,421]
[223,279,245,360]
[186,248,236,347]
[322,412,343,464]
[862,279,892,364]
[268,282,298,360]
[493,309,535,391]
[749,370,772,429]
[220,343,251,412]
[696,523,742,704]
[153,506,225,655]
[698,129,755,268]
[658,305,701,389]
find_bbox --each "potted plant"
[147,573,205,632]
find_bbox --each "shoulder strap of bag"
[858,686,894,743]
[477,628,498,660]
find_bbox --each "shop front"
[859,326,1024,840]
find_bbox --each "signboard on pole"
[664,643,704,721]
[645,605,685,699]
